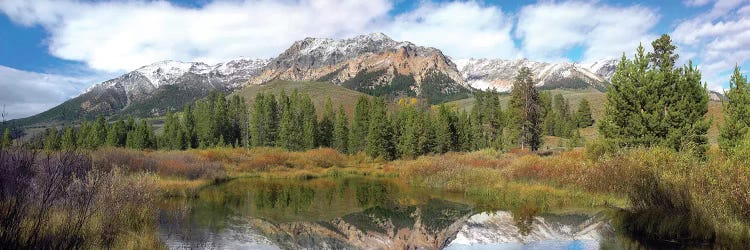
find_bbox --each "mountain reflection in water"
[157,177,657,249]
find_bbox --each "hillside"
[232,80,370,117]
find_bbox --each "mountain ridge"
[9,33,624,127]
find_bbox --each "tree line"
[32,80,594,158]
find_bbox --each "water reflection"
[158,177,697,249]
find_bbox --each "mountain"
[455,58,618,92]
[249,33,470,104]
[11,58,269,127]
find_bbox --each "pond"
[157,177,709,249]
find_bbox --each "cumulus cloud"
[0,0,392,72]
[516,1,659,62]
[384,1,519,59]
[672,0,750,90]
[0,66,106,119]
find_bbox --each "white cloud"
[516,1,659,62]
[0,66,106,119]
[0,0,393,72]
[384,1,519,60]
[672,0,750,90]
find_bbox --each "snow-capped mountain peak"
[135,60,203,89]
[457,58,617,92]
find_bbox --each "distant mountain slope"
[9,58,269,127]
[249,33,470,104]
[455,58,617,92]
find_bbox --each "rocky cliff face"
[250,33,468,101]
[455,58,618,92]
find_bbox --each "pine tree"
[300,95,317,150]
[349,96,370,153]
[181,105,196,148]
[1,128,11,148]
[250,93,278,147]
[194,100,214,148]
[318,97,335,148]
[106,120,127,147]
[161,110,185,150]
[576,98,594,128]
[508,67,542,151]
[43,128,59,150]
[719,66,750,154]
[85,115,107,149]
[60,126,76,150]
[365,97,393,159]
[77,119,90,148]
[332,105,349,153]
[434,105,453,153]
[599,46,652,147]
[600,35,709,156]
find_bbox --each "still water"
[157,177,704,249]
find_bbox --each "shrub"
[584,139,617,160]
[0,148,160,249]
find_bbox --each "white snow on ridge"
[457,58,617,91]
[133,58,270,89]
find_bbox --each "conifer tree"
[332,105,349,153]
[300,95,317,150]
[43,128,59,150]
[86,115,107,149]
[349,96,370,153]
[107,120,128,147]
[318,97,335,147]
[77,119,90,148]
[576,98,594,128]
[182,105,196,148]
[60,126,76,150]
[600,35,709,156]
[508,67,542,151]
[365,97,393,159]
[276,91,301,150]
[719,66,750,154]
[161,110,185,150]
[194,100,213,148]
[397,105,421,158]
[434,105,453,153]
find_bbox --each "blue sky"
[0,0,748,119]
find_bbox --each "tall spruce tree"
[434,104,453,153]
[365,97,393,159]
[719,66,750,154]
[508,67,542,151]
[61,126,76,150]
[300,94,317,150]
[43,128,59,150]
[349,96,370,153]
[576,98,594,128]
[318,97,335,148]
[182,105,197,148]
[600,35,709,156]
[332,105,349,153]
